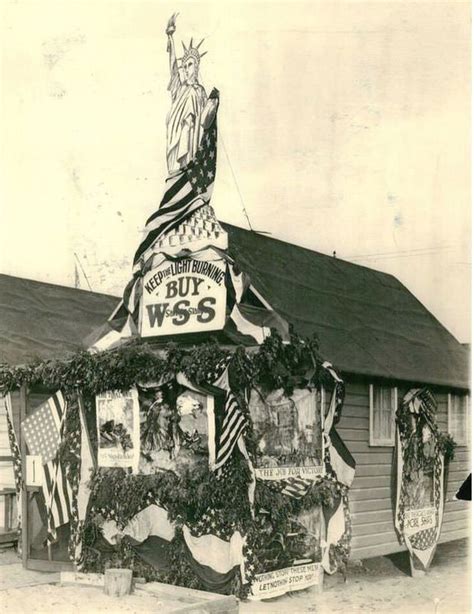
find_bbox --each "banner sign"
[140,257,227,337]
[403,507,436,536]
[96,389,140,471]
[394,388,446,572]
[250,563,321,600]
[255,466,324,480]
[249,388,324,480]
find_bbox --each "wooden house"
[0,222,469,564]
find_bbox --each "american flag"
[21,394,63,463]
[133,90,219,271]
[21,392,72,543]
[214,389,247,472]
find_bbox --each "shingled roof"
[223,223,469,390]
[0,226,469,390]
[0,274,118,365]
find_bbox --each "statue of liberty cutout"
[94,13,282,349]
[166,13,209,174]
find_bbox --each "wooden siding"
[339,380,471,560]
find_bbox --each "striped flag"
[21,392,72,543]
[320,365,356,574]
[214,389,247,472]
[133,90,219,272]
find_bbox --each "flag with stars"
[21,393,64,463]
[21,391,73,544]
[133,89,219,271]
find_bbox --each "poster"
[140,257,227,337]
[96,389,140,471]
[250,563,321,600]
[138,381,211,473]
[249,388,324,480]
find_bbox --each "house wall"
[338,379,470,560]
[1,381,469,559]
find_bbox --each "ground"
[0,539,470,613]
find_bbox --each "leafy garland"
[396,389,456,519]
[396,398,457,478]
[0,331,323,398]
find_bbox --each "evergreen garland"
[0,331,322,398]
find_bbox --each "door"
[19,386,73,572]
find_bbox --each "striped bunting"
[280,476,313,499]
[214,390,247,472]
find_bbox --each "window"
[369,385,397,446]
[448,393,469,446]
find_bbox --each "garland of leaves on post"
[0,331,350,596]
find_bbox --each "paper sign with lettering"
[26,455,43,487]
[255,466,324,480]
[96,389,140,471]
[250,563,321,600]
[403,507,436,536]
[140,257,227,337]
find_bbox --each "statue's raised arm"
[166,13,180,88]
[165,15,208,174]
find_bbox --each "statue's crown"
[179,38,207,67]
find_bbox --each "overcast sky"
[0,1,470,342]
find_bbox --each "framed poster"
[140,257,227,337]
[138,380,212,474]
[96,389,140,471]
[249,388,324,481]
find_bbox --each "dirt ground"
[242,539,471,614]
[0,539,470,613]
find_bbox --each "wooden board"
[59,573,239,613]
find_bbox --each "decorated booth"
[0,15,356,601]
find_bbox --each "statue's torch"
[166,13,178,52]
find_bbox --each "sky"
[0,0,471,342]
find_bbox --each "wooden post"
[77,393,97,469]
[104,568,133,597]
[409,554,426,577]
[19,385,28,566]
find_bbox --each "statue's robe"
[166,66,207,174]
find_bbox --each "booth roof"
[0,273,118,365]
[0,223,469,390]
[222,223,469,391]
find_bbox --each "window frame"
[369,384,397,447]
[447,393,469,446]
